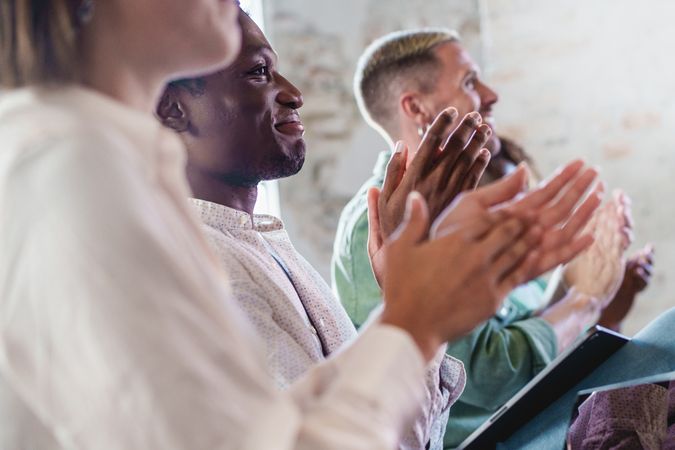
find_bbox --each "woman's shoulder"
[0,87,156,181]
[1,88,116,138]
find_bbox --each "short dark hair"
[0,0,81,87]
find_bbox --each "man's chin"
[263,155,305,181]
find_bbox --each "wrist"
[380,309,442,363]
[568,290,603,325]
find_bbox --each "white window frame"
[238,0,281,218]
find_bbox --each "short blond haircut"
[354,28,460,139]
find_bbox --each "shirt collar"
[372,149,394,182]
[189,198,284,233]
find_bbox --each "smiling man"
[156,10,473,450]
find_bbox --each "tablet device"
[456,325,630,450]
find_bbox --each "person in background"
[331,28,653,447]
[0,1,602,449]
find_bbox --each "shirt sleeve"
[568,385,669,450]
[446,316,557,411]
[0,131,429,450]
[270,325,427,450]
[331,201,384,328]
[398,350,466,450]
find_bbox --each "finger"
[615,189,635,230]
[537,167,600,228]
[441,111,482,154]
[640,263,653,277]
[471,162,529,208]
[622,227,635,249]
[460,148,491,192]
[409,107,458,175]
[366,187,384,254]
[389,191,430,245]
[554,183,604,244]
[452,211,511,241]
[496,248,547,297]
[532,234,595,277]
[492,224,543,281]
[477,216,527,261]
[381,142,408,201]
[642,244,655,263]
[634,268,650,290]
[458,208,533,241]
[440,125,492,197]
[512,159,585,212]
[636,268,649,280]
[612,189,634,248]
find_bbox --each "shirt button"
[239,215,248,226]
[309,326,318,336]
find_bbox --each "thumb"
[473,162,529,208]
[381,141,408,200]
[367,187,383,256]
[389,191,430,246]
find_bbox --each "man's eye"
[465,78,476,89]
[249,65,269,77]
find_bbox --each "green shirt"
[331,150,558,448]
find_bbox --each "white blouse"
[0,87,429,450]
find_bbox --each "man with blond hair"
[332,28,652,447]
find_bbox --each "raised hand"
[378,193,543,360]
[563,190,633,308]
[431,160,603,280]
[598,244,655,331]
[376,108,492,237]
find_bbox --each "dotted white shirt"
[191,198,467,450]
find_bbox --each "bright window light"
[238,0,280,218]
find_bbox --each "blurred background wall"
[260,0,675,335]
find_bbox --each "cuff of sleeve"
[439,354,466,408]
[334,323,427,426]
[510,317,558,373]
[242,393,302,450]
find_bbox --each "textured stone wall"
[264,0,675,335]
[263,0,483,274]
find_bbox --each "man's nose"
[276,74,304,109]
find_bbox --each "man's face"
[178,11,305,186]
[423,41,501,155]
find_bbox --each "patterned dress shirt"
[191,198,467,449]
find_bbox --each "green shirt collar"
[373,149,393,182]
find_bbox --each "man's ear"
[400,93,433,129]
[156,89,190,133]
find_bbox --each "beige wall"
[264,0,675,335]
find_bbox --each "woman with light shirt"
[0,1,601,449]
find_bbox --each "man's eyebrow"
[242,43,277,59]
[463,68,479,80]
